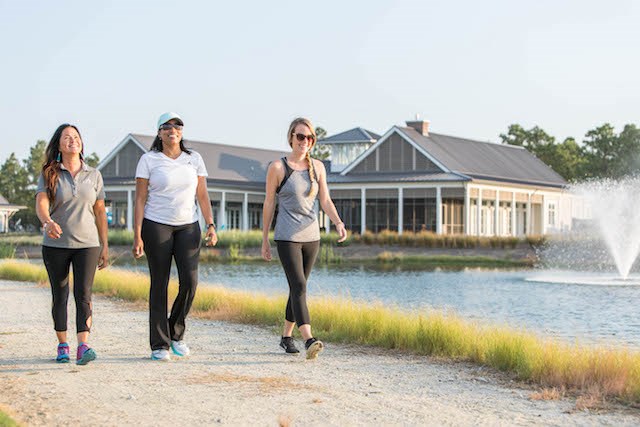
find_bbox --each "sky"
[1,0,639,164]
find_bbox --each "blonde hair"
[287,117,318,199]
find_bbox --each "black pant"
[276,240,320,327]
[42,246,101,334]
[142,219,201,350]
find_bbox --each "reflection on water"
[121,262,640,348]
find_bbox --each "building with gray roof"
[0,194,26,233]
[99,120,579,236]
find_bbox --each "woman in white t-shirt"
[133,112,218,361]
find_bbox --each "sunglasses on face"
[293,133,315,143]
[159,123,183,131]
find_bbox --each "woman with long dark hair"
[35,124,109,365]
[262,117,347,359]
[133,112,218,361]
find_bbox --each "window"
[548,202,556,228]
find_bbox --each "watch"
[207,223,216,229]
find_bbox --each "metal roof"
[396,127,567,188]
[319,127,381,144]
[129,134,288,184]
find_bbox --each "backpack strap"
[276,157,294,194]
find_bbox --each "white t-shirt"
[135,150,208,226]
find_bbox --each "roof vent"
[406,118,430,136]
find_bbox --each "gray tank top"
[274,158,320,242]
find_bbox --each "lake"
[123,262,640,348]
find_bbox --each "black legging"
[142,219,201,351]
[276,240,320,327]
[42,246,101,333]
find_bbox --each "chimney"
[406,117,430,136]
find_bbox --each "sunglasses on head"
[293,133,315,143]
[159,123,183,131]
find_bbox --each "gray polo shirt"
[36,163,105,248]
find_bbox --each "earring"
[56,152,61,162]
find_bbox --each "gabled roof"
[398,128,567,187]
[128,134,288,185]
[319,127,380,144]
[0,194,26,210]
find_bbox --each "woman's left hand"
[336,222,348,243]
[98,246,109,270]
[204,227,218,247]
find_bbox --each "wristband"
[207,223,216,230]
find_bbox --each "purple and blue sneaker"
[76,343,96,366]
[56,343,70,363]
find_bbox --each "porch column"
[436,187,442,235]
[242,193,249,231]
[218,191,226,230]
[526,194,532,235]
[494,190,500,236]
[398,187,403,235]
[464,186,470,235]
[511,193,517,237]
[126,189,133,231]
[477,190,482,236]
[360,188,366,235]
[541,195,547,235]
[324,211,330,234]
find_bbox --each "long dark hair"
[150,135,191,154]
[42,124,84,203]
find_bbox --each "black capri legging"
[42,246,101,333]
[142,218,201,351]
[276,240,320,327]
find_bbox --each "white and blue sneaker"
[170,340,190,357]
[151,349,171,361]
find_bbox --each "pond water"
[123,262,640,348]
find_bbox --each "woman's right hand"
[261,240,272,262]
[132,236,144,258]
[44,221,62,239]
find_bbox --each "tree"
[499,124,555,152]
[24,139,46,186]
[581,124,619,179]
[311,126,330,160]
[0,153,30,204]
[614,124,640,177]
[84,152,100,168]
[552,137,586,183]
[499,124,580,180]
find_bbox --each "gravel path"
[0,279,637,426]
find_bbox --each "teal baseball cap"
[157,112,184,129]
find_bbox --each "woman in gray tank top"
[262,117,347,359]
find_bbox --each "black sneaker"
[305,338,324,360]
[279,336,300,354]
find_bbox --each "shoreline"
[11,242,537,267]
[1,279,638,425]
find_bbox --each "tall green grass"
[0,229,526,249]
[356,230,521,248]
[2,259,639,404]
[0,410,19,427]
[0,243,16,259]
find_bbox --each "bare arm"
[132,178,148,258]
[35,192,62,239]
[261,161,284,261]
[315,160,347,242]
[196,175,218,246]
[93,199,109,269]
